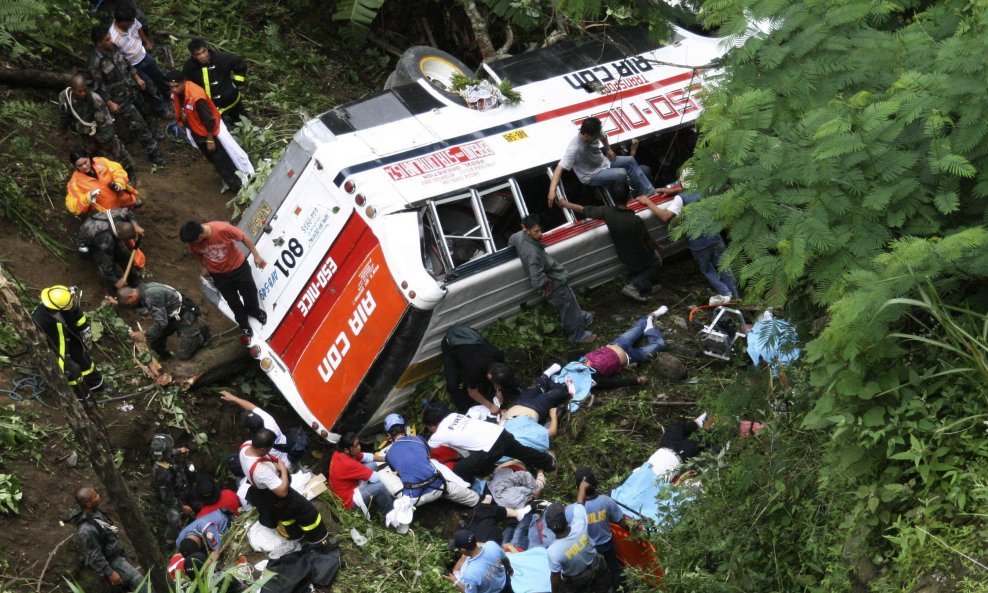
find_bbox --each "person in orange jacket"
[65,149,141,216]
[167,70,248,193]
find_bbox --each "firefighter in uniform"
[88,22,167,166]
[150,433,197,545]
[58,73,138,179]
[32,285,104,391]
[182,38,248,124]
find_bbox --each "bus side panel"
[288,245,408,430]
[270,217,380,367]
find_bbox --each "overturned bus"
[214,26,727,440]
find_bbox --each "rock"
[654,353,687,380]
[66,451,78,467]
[671,316,689,331]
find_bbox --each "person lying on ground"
[423,406,556,483]
[176,507,232,556]
[220,390,294,466]
[328,432,395,519]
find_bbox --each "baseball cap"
[449,529,476,550]
[384,413,406,432]
[544,503,568,531]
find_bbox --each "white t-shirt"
[250,407,291,464]
[662,195,684,216]
[238,444,284,490]
[559,135,609,183]
[109,21,146,66]
[427,413,502,453]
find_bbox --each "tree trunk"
[0,68,71,90]
[457,0,497,62]
[0,266,168,593]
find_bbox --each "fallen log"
[0,68,72,90]
[132,323,252,390]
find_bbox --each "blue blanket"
[508,547,552,593]
[550,362,593,412]
[610,463,689,524]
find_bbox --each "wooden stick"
[37,535,74,593]
[120,248,138,285]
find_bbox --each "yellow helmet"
[40,285,75,310]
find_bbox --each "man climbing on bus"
[547,115,655,204]
[509,215,595,344]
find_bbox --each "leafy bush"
[0,473,23,515]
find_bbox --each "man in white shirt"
[109,5,170,118]
[239,429,329,548]
[423,407,556,482]
[220,391,294,466]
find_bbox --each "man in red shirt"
[180,219,267,336]
[327,432,394,518]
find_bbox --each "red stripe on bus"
[541,194,676,246]
[269,214,376,366]
[534,72,696,123]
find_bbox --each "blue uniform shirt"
[547,504,596,576]
[176,508,230,552]
[458,541,507,593]
[569,495,624,546]
[385,435,442,497]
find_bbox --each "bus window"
[432,192,495,267]
[514,168,572,231]
[421,210,450,278]
[478,182,523,250]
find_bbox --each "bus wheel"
[388,46,472,93]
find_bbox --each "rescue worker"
[76,208,145,290]
[32,285,104,392]
[69,486,149,593]
[66,149,141,217]
[240,429,330,549]
[107,282,211,361]
[166,70,252,194]
[182,38,248,124]
[176,507,232,556]
[149,433,197,545]
[58,73,138,179]
[88,23,166,167]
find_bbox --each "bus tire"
[391,46,472,93]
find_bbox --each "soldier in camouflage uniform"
[88,23,166,167]
[58,74,138,179]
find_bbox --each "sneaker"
[583,311,595,327]
[531,499,551,513]
[254,311,267,325]
[543,362,562,377]
[695,412,709,429]
[515,505,532,522]
[651,305,669,319]
[621,284,648,303]
[709,294,732,306]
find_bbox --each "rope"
[1,375,56,408]
[63,88,98,136]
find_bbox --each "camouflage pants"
[84,132,137,180]
[116,102,163,163]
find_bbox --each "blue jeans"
[358,480,394,515]
[630,256,662,293]
[587,156,654,197]
[135,53,171,117]
[513,385,570,423]
[546,283,592,343]
[611,316,665,363]
[508,513,533,549]
[691,240,739,297]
